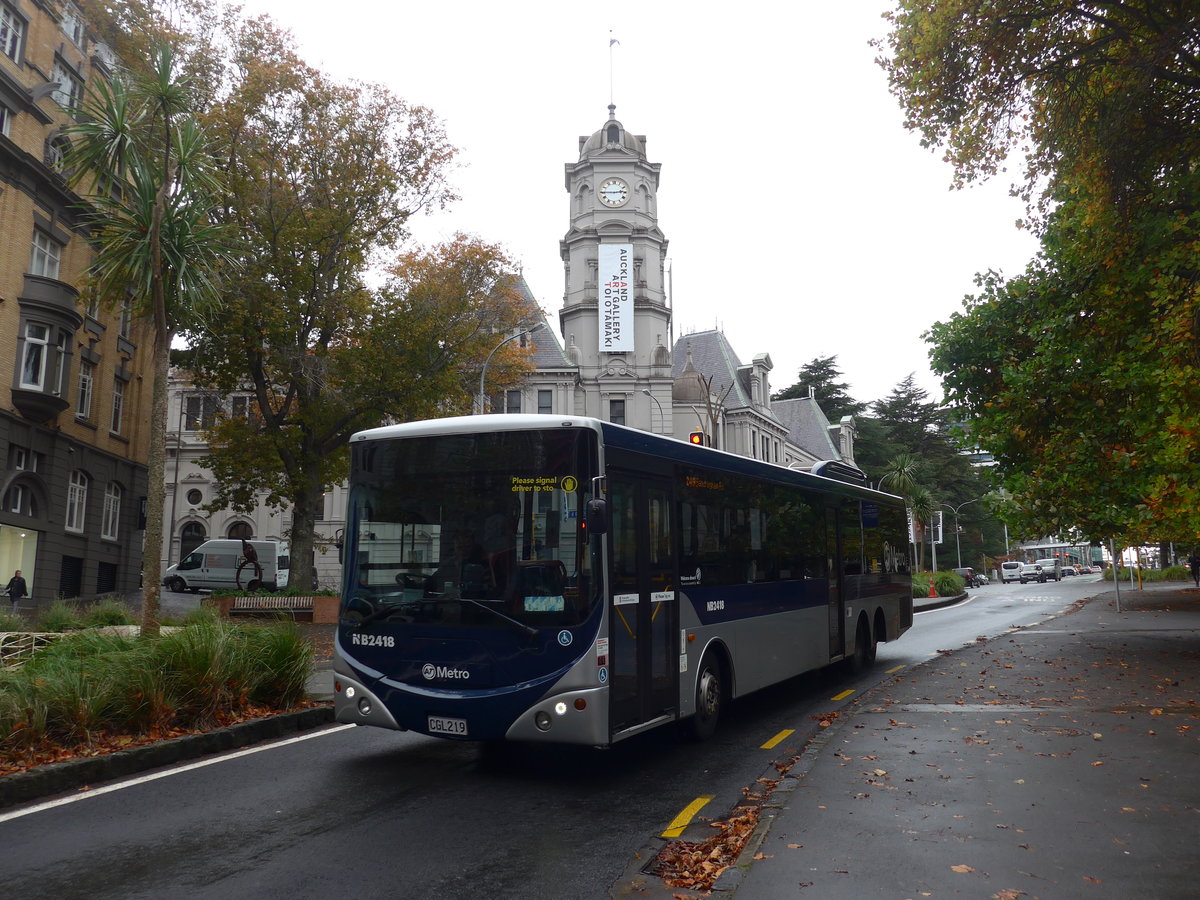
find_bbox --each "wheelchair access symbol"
[598,666,608,684]
[557,630,573,647]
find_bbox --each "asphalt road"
[0,579,1094,899]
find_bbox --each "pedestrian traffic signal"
[688,431,707,446]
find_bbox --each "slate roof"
[671,329,846,462]
[670,329,754,410]
[515,276,572,368]
[771,397,843,461]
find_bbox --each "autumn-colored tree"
[181,19,526,588]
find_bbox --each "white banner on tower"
[598,243,633,352]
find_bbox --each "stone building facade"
[160,370,347,590]
[0,2,152,605]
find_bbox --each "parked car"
[1000,560,1023,584]
[953,566,984,587]
[1061,566,1077,576]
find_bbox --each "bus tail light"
[574,698,587,711]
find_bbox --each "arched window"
[65,470,87,532]
[180,522,206,559]
[227,521,253,540]
[606,124,620,144]
[102,482,121,540]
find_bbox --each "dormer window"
[606,124,620,144]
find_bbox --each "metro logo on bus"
[422,663,470,681]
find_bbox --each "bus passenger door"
[826,506,844,658]
[608,471,677,734]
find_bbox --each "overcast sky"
[238,0,1039,406]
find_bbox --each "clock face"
[599,178,629,207]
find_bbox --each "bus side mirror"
[585,498,609,536]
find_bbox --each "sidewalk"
[723,582,1200,898]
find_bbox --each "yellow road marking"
[662,795,715,838]
[761,729,795,750]
[831,689,855,701]
[885,665,905,674]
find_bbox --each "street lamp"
[641,388,664,433]
[941,498,981,569]
[477,323,546,414]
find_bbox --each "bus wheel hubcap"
[699,669,719,717]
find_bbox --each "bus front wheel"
[687,652,724,741]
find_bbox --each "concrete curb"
[912,590,967,612]
[0,705,335,810]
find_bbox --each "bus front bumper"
[505,685,610,746]
[334,672,404,731]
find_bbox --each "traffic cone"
[928,577,937,599]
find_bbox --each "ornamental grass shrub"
[37,598,86,633]
[911,571,966,598]
[0,617,313,759]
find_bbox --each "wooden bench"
[209,595,339,624]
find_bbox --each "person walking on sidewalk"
[1189,551,1200,588]
[5,569,27,612]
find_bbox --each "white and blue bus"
[334,415,913,746]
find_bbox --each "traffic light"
[688,431,707,446]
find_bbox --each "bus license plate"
[428,716,468,736]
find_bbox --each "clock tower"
[560,105,673,433]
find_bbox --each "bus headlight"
[554,701,568,716]
[534,711,552,731]
[357,697,372,716]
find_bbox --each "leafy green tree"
[877,1,1200,222]
[772,355,867,421]
[64,41,237,631]
[882,2,1200,543]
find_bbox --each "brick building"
[0,2,151,605]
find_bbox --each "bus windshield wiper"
[460,598,538,638]
[355,601,411,626]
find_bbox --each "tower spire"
[608,31,619,107]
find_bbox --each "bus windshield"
[343,427,595,630]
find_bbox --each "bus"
[333,414,913,746]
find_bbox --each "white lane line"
[0,724,355,824]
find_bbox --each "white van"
[1000,560,1023,583]
[163,540,289,593]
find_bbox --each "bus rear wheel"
[848,618,877,673]
[687,652,724,741]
